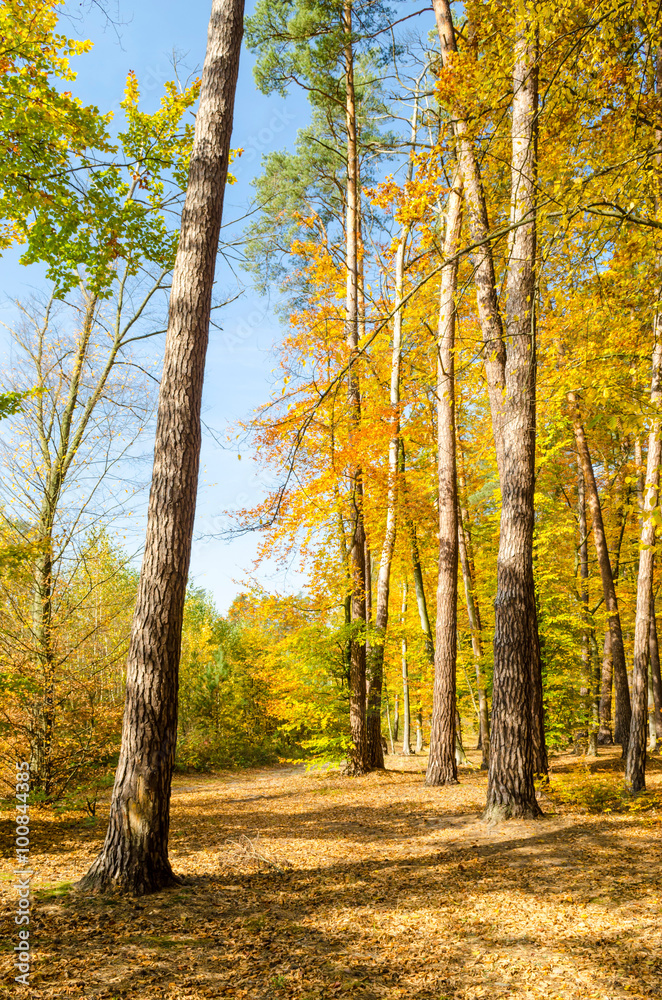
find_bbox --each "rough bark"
[79,0,244,895]
[426,175,462,787]
[626,334,662,791]
[457,443,490,769]
[483,10,542,819]
[570,402,632,748]
[343,0,369,776]
[433,0,544,812]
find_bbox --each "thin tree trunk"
[578,459,599,756]
[426,174,462,787]
[343,0,369,776]
[401,581,411,755]
[80,0,244,895]
[400,440,435,664]
[599,629,614,743]
[570,401,632,748]
[457,443,489,769]
[367,94,421,768]
[384,684,395,755]
[651,602,662,746]
[392,692,399,744]
[416,708,423,752]
[455,708,468,765]
[626,334,662,791]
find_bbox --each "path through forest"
[1,750,661,998]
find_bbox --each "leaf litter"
[1,749,661,999]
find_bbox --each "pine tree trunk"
[79,0,244,895]
[570,402,632,748]
[342,0,369,776]
[626,335,662,791]
[483,9,542,820]
[426,174,462,787]
[433,0,544,811]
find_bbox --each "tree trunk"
[80,0,244,895]
[578,459,599,756]
[599,630,614,743]
[570,402,632,748]
[483,9,542,820]
[392,692,399,744]
[455,708,468,765]
[343,0,369,776]
[426,174,462,787]
[416,708,423,752]
[433,0,544,813]
[367,94,421,769]
[401,581,412,755]
[457,442,490,769]
[400,440,435,664]
[651,603,662,746]
[626,334,662,791]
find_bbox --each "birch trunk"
[80,0,244,894]
[426,175,462,787]
[626,334,662,791]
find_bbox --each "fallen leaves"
[0,749,661,999]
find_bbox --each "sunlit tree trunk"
[651,601,662,747]
[626,334,662,791]
[433,0,544,812]
[401,580,411,755]
[457,439,489,769]
[342,0,369,775]
[426,174,462,787]
[578,460,599,756]
[570,401,631,748]
[80,0,244,894]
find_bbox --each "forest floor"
[1,747,661,1000]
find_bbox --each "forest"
[0,0,661,997]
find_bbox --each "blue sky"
[1,1,314,611]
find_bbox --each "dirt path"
[1,750,661,999]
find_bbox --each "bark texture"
[426,176,462,787]
[626,335,662,791]
[433,0,545,813]
[570,402,632,747]
[343,0,369,776]
[80,0,244,895]
[483,10,542,819]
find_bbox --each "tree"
[426,173,462,787]
[626,332,662,791]
[81,0,245,895]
